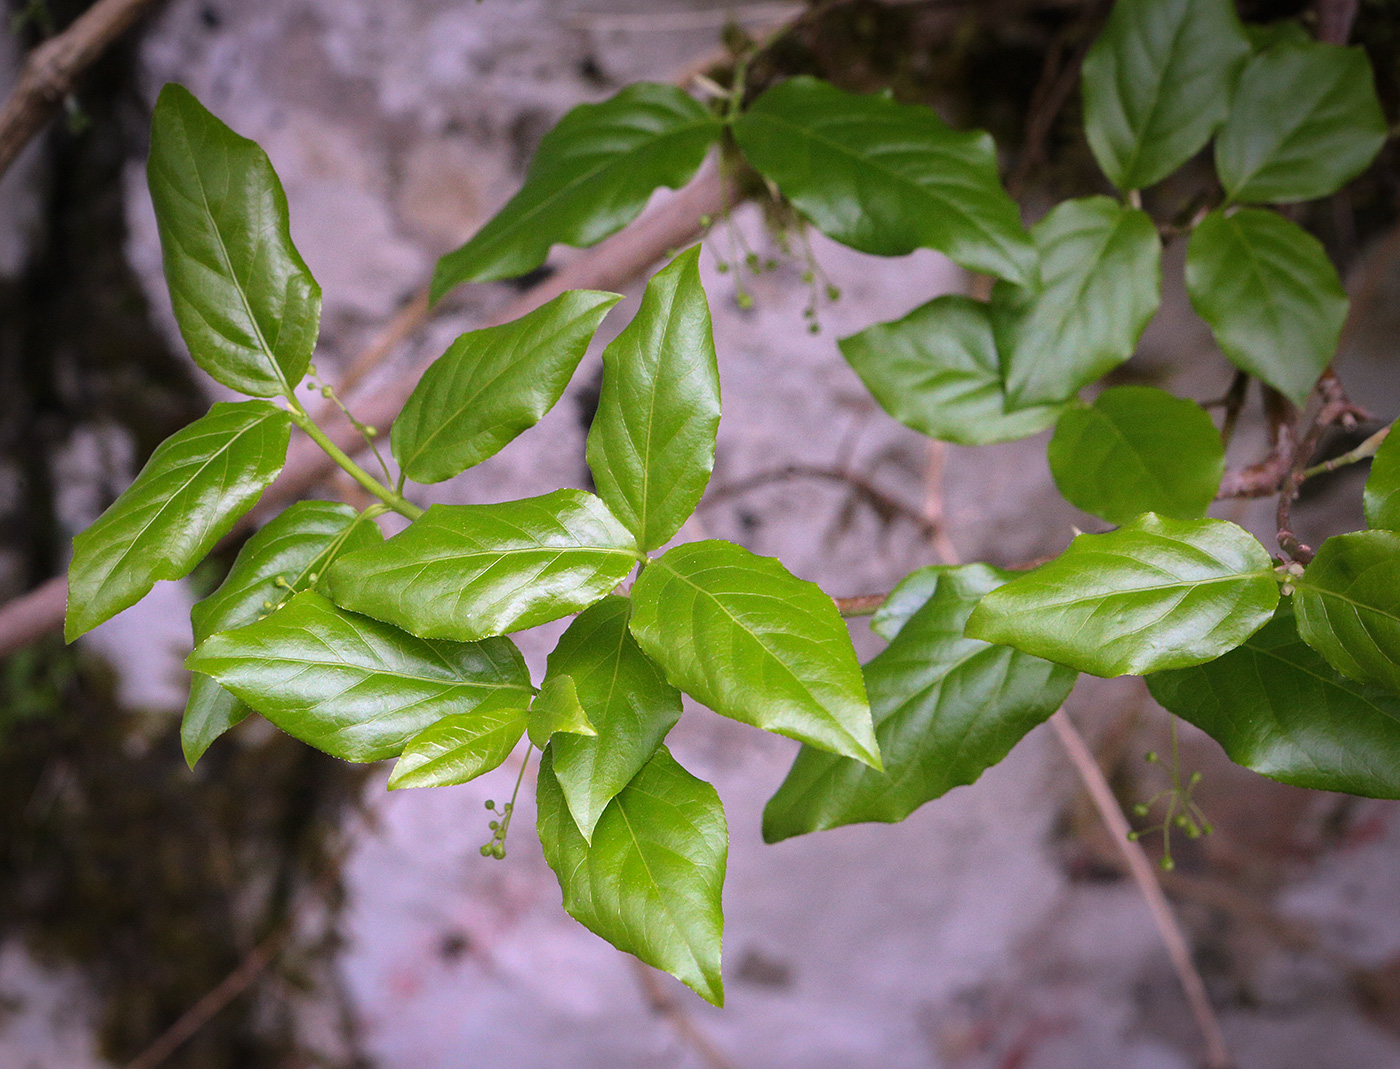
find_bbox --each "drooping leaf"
[586,247,719,550]
[388,706,529,789]
[996,197,1161,409]
[431,83,721,299]
[965,514,1280,676]
[1216,41,1387,205]
[732,77,1034,284]
[839,296,1062,446]
[66,400,291,642]
[1047,386,1225,525]
[326,490,639,642]
[1080,0,1251,191]
[1186,209,1347,406]
[392,290,622,484]
[148,84,321,397]
[1293,531,1400,696]
[527,675,595,749]
[1364,423,1400,532]
[870,566,946,641]
[1148,604,1400,798]
[186,591,532,762]
[546,596,682,842]
[763,565,1076,842]
[183,500,383,766]
[537,745,726,1005]
[630,540,880,768]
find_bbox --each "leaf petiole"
[284,399,423,520]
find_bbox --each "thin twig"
[1217,371,1249,450]
[1277,370,1368,563]
[630,959,739,1069]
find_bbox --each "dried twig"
[630,959,739,1069]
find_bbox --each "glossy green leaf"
[1149,604,1400,798]
[1081,0,1250,191]
[1047,386,1225,525]
[966,514,1280,676]
[839,296,1061,446]
[148,84,320,397]
[183,500,383,766]
[630,540,880,768]
[326,490,639,642]
[545,596,682,843]
[1294,531,1400,696]
[431,83,721,299]
[66,401,291,642]
[1186,209,1347,406]
[537,745,726,1005]
[1364,423,1400,532]
[733,77,1034,284]
[871,566,946,641]
[1216,41,1387,205]
[996,197,1161,409]
[763,565,1076,842]
[392,290,621,484]
[186,591,532,762]
[388,706,528,789]
[527,675,595,749]
[586,247,719,550]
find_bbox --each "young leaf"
[996,197,1161,409]
[186,591,532,762]
[148,84,321,397]
[630,540,880,768]
[1364,423,1400,532]
[537,745,726,1006]
[66,401,291,642]
[732,77,1034,284]
[1080,0,1251,191]
[546,596,682,843]
[527,675,595,749]
[183,500,383,766]
[1149,604,1400,798]
[586,247,719,550]
[1047,386,1225,525]
[965,514,1280,677]
[431,83,721,300]
[1215,42,1387,205]
[1293,531,1400,696]
[326,490,639,642]
[388,706,528,790]
[1186,209,1347,406]
[839,296,1062,446]
[763,565,1076,842]
[392,290,622,484]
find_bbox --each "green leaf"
[996,197,1161,409]
[1186,209,1347,406]
[1148,603,1400,798]
[586,248,719,550]
[1244,20,1311,52]
[732,77,1034,284]
[545,596,683,843]
[1294,531,1400,696]
[965,514,1280,676]
[392,291,621,484]
[763,565,1076,842]
[1081,0,1251,191]
[839,296,1061,446]
[66,400,291,642]
[431,83,721,300]
[148,84,321,397]
[183,500,383,766]
[527,675,595,749]
[1047,386,1225,525]
[537,745,726,1005]
[870,566,945,641]
[630,540,880,768]
[326,490,639,642]
[388,706,528,789]
[1365,423,1400,531]
[186,591,532,762]
[1216,41,1387,205]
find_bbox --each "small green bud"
[492,843,506,859]
[736,292,754,310]
[263,600,275,610]
[321,385,334,398]
[307,572,318,584]
[801,269,815,284]
[1132,803,1149,817]
[1127,831,1140,841]
[1175,815,1188,828]
[364,425,378,438]
[1144,751,1158,763]
[716,261,730,274]
[699,214,713,227]
[807,322,820,335]
[488,821,499,831]
[1159,856,1175,872]
[479,844,492,856]
[825,284,842,301]
[764,258,779,271]
[1189,772,1202,784]
[485,799,495,810]
[308,364,319,378]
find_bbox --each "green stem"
[1301,424,1390,481]
[285,401,424,520]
